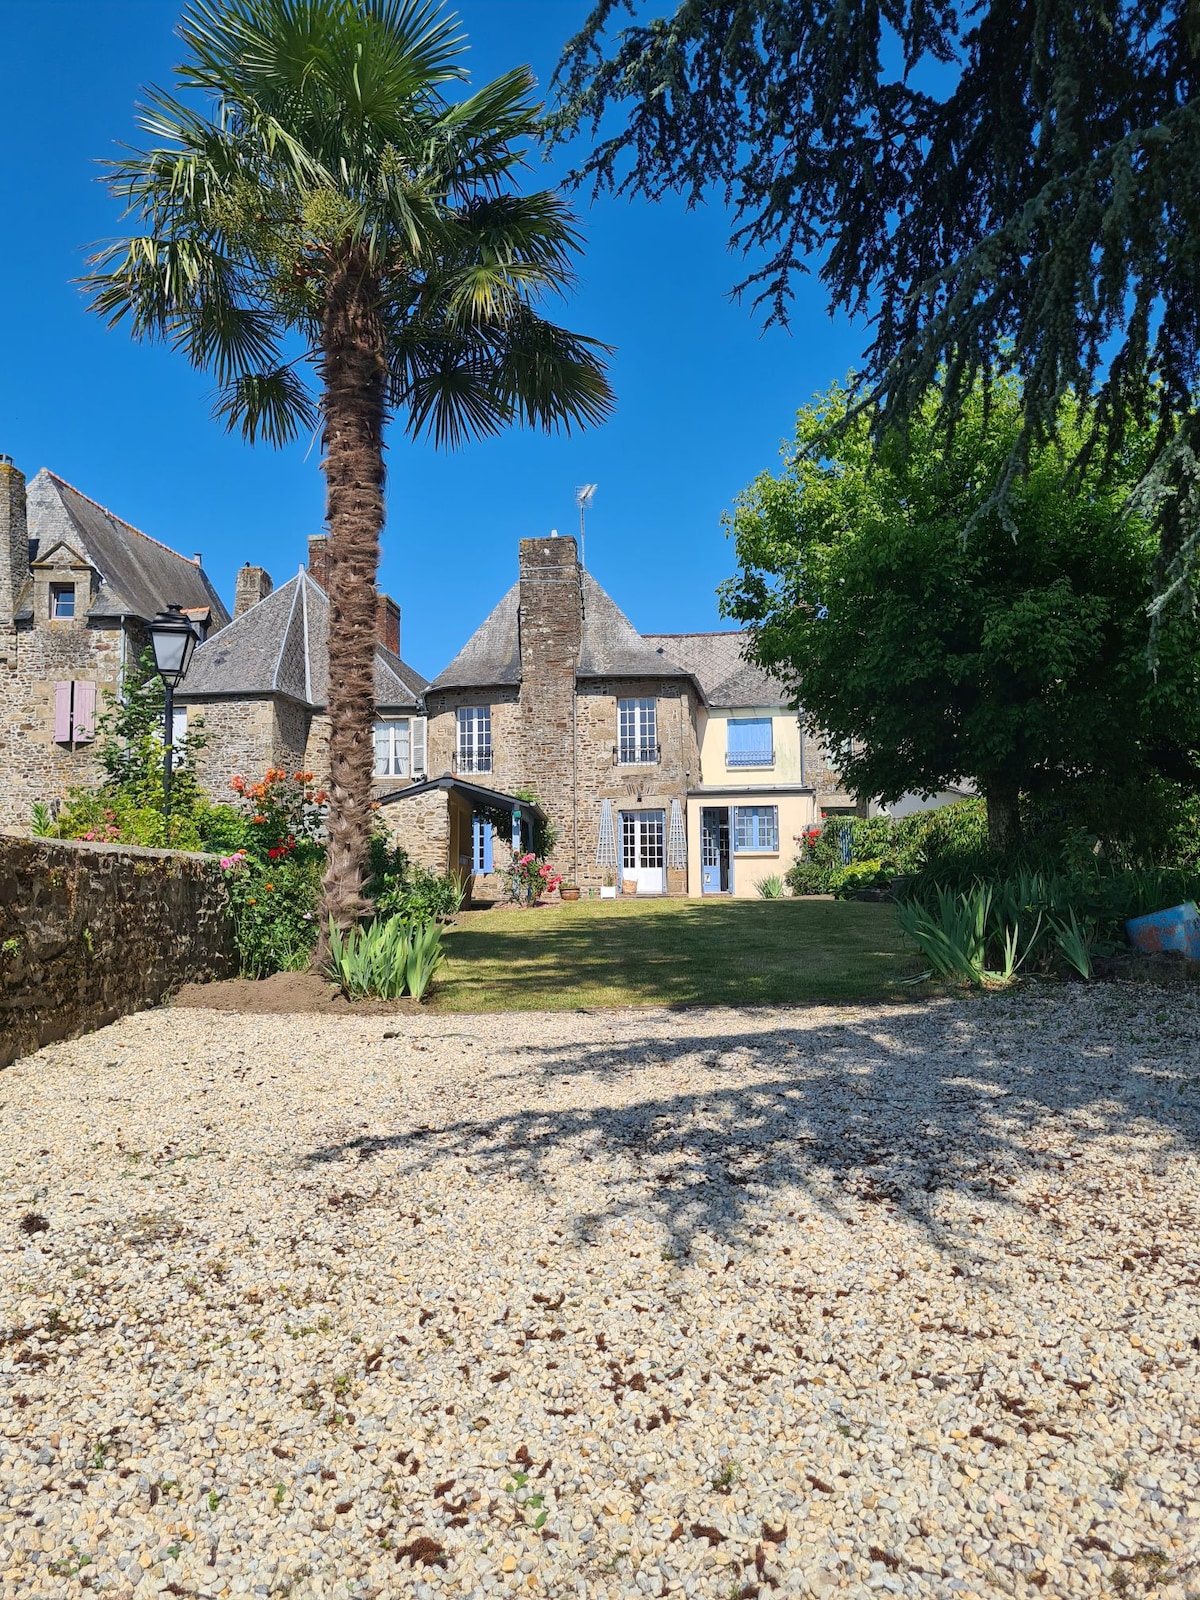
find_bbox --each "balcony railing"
[726,750,775,768]
[456,752,493,775]
[615,743,661,766]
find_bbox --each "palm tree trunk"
[312,259,387,966]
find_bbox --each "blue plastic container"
[1125,902,1200,961]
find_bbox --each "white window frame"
[50,583,76,619]
[617,697,658,765]
[733,805,779,853]
[457,705,492,774]
[372,716,425,780]
[373,717,412,779]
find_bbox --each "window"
[373,717,426,779]
[50,583,75,619]
[53,680,96,745]
[457,706,492,773]
[471,815,494,873]
[617,698,657,764]
[733,805,779,853]
[726,717,774,768]
[171,705,188,770]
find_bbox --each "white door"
[620,810,665,893]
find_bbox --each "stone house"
[415,533,858,898]
[0,456,228,828]
[175,535,428,800]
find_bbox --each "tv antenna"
[575,483,598,565]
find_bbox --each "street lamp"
[148,603,198,841]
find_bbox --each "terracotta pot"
[561,886,581,902]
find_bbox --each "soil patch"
[170,969,422,1014]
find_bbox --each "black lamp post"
[148,603,198,841]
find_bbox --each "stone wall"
[0,833,236,1069]
[424,678,701,892]
[377,785,450,873]
[0,620,128,827]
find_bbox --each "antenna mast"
[575,483,598,565]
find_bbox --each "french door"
[620,810,665,894]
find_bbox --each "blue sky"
[0,0,864,677]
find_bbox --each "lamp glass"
[149,606,197,688]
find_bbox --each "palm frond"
[214,364,318,444]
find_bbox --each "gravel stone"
[0,986,1198,1597]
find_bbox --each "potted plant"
[561,883,581,902]
[600,871,617,900]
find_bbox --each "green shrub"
[221,852,322,978]
[829,859,890,898]
[366,833,465,921]
[755,874,785,899]
[327,916,447,1000]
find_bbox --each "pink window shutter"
[54,681,72,743]
[73,680,97,743]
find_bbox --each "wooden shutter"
[54,682,72,743]
[73,680,97,743]
[483,822,493,873]
[411,716,427,777]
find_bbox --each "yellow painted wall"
[697,706,808,786]
[685,789,818,898]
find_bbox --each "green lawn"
[431,897,921,1011]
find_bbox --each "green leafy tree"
[720,379,1200,850]
[85,0,613,956]
[554,2,1200,601]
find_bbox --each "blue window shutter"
[483,823,493,873]
[728,717,772,754]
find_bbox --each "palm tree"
[84,0,613,952]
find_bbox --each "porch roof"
[375,773,546,821]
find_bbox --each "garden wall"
[0,832,236,1068]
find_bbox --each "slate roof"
[19,470,229,627]
[643,631,791,709]
[428,568,697,692]
[428,583,522,689]
[178,570,427,710]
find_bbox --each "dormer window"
[50,583,76,619]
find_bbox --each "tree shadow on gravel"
[303,998,1200,1251]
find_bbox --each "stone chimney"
[307,533,330,591]
[234,563,273,618]
[518,534,582,872]
[377,593,401,656]
[0,455,28,630]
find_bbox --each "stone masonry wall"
[424,677,700,892]
[376,786,450,874]
[186,699,279,801]
[517,538,583,875]
[574,678,700,892]
[0,620,126,827]
[0,833,236,1069]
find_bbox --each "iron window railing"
[726,749,775,768]
[614,742,661,766]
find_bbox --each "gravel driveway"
[1,988,1198,1600]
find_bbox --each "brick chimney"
[307,533,329,591]
[518,534,582,873]
[0,455,28,630]
[377,593,401,656]
[233,563,273,618]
